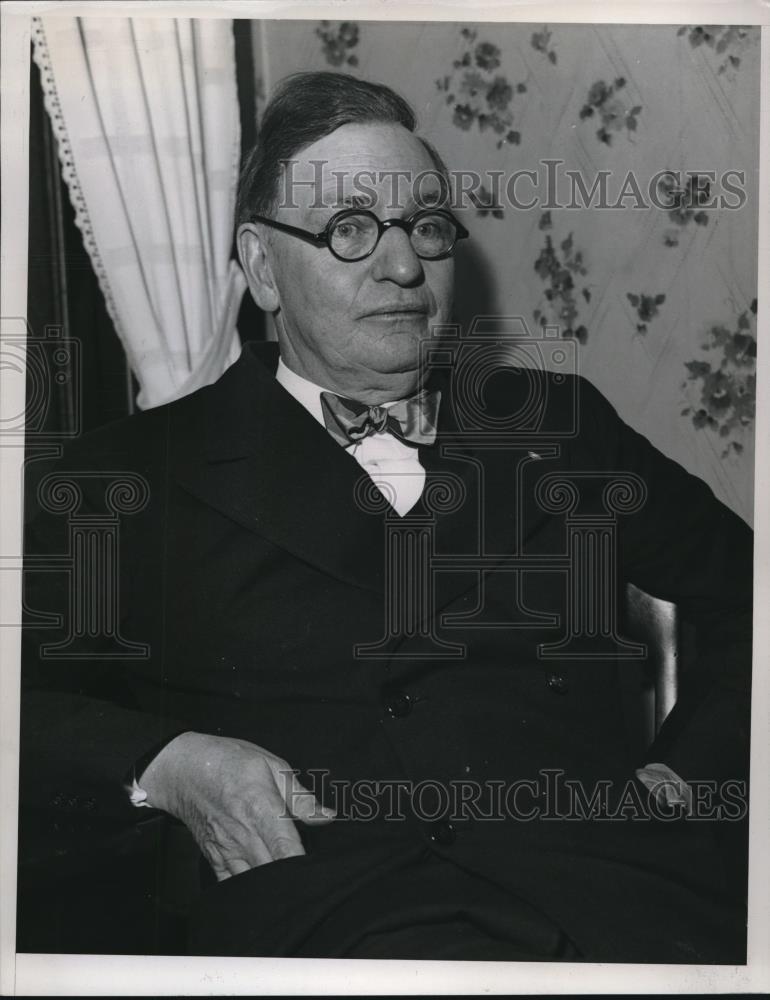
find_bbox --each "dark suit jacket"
[21,341,753,962]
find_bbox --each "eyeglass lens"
[329,213,458,260]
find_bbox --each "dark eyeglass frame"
[249,207,469,262]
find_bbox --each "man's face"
[240,122,455,397]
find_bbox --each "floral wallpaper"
[579,77,641,146]
[316,21,360,67]
[530,26,558,65]
[533,212,590,344]
[435,28,526,150]
[677,24,755,76]
[681,300,757,458]
[250,21,760,522]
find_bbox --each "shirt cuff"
[121,729,187,809]
[125,777,153,808]
[635,762,693,809]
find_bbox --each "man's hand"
[138,732,335,881]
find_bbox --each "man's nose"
[369,227,424,285]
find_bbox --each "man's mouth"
[363,306,429,319]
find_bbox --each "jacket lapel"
[170,343,387,595]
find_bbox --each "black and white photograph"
[1,1,768,994]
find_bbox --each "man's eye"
[335,222,360,237]
[415,220,447,241]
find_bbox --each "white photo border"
[1,1,768,994]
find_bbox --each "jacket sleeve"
[576,376,753,788]
[21,435,188,826]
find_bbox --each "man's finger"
[201,818,273,872]
[279,770,336,825]
[268,831,306,861]
[258,782,308,858]
[203,839,232,882]
[226,857,252,877]
[239,828,274,868]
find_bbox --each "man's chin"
[365,317,428,354]
[361,339,423,376]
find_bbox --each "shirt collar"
[276,357,403,427]
[276,358,328,427]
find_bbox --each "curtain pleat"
[32,15,247,409]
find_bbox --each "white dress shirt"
[276,358,426,517]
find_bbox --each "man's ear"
[237,223,280,312]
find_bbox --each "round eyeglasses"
[250,207,469,262]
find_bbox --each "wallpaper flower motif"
[676,25,758,77]
[531,26,557,64]
[626,292,666,335]
[316,21,360,67]
[658,172,710,248]
[579,77,641,146]
[474,183,505,218]
[681,299,757,457]
[533,212,590,343]
[436,27,527,149]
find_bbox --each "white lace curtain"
[32,16,246,409]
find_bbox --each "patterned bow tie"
[320,388,441,449]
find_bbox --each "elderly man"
[22,72,752,962]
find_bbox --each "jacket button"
[385,690,412,718]
[429,820,456,846]
[546,672,569,694]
